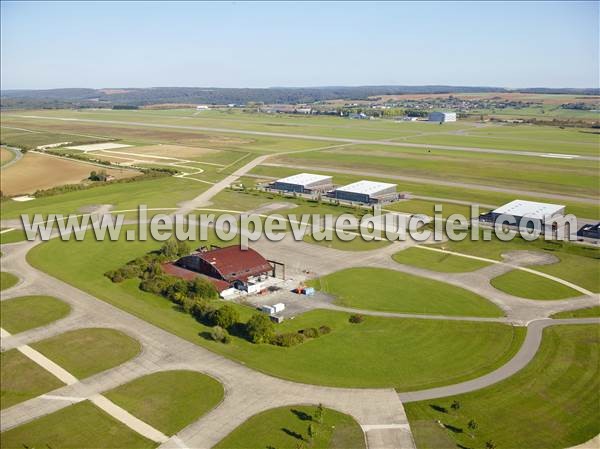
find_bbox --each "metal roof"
[335,180,397,196]
[275,173,332,187]
[197,246,272,282]
[161,262,231,292]
[492,199,565,220]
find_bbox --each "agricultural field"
[0,151,140,196]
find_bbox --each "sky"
[1,1,598,90]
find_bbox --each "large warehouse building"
[269,173,333,194]
[428,111,457,122]
[481,199,566,227]
[331,180,398,204]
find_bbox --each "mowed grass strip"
[105,370,224,436]
[1,295,70,334]
[551,306,600,319]
[0,272,18,291]
[28,231,524,390]
[404,324,600,449]
[213,405,365,449]
[490,270,581,300]
[0,400,156,449]
[0,349,65,409]
[392,247,491,273]
[0,227,28,245]
[310,267,503,317]
[31,328,141,379]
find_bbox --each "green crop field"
[405,324,600,449]
[0,349,65,409]
[309,267,503,317]
[31,328,141,379]
[0,295,70,334]
[0,400,156,449]
[214,405,365,449]
[105,370,224,436]
[27,231,524,390]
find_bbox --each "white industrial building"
[331,180,398,204]
[269,173,333,194]
[484,199,566,228]
[428,111,457,122]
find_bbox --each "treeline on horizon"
[1,85,598,109]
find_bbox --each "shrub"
[189,277,218,299]
[349,314,364,324]
[318,325,332,335]
[210,326,231,344]
[190,299,216,322]
[299,327,319,339]
[213,304,240,330]
[245,313,275,344]
[272,332,306,347]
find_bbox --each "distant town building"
[428,111,457,122]
[269,173,333,194]
[331,180,398,204]
[196,105,209,110]
[348,112,369,120]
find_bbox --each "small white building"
[332,180,398,204]
[196,105,209,110]
[269,173,333,194]
[428,112,457,122]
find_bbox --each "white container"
[260,305,275,315]
[272,303,286,313]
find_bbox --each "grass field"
[309,267,503,317]
[392,247,491,272]
[0,295,70,334]
[27,233,525,390]
[274,144,598,198]
[1,152,140,196]
[0,227,29,244]
[214,405,365,449]
[0,272,19,290]
[0,175,205,220]
[31,328,141,379]
[428,235,600,292]
[105,370,224,436]
[490,270,582,300]
[250,164,599,220]
[0,349,65,409]
[0,400,156,449]
[551,306,600,319]
[405,324,600,449]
